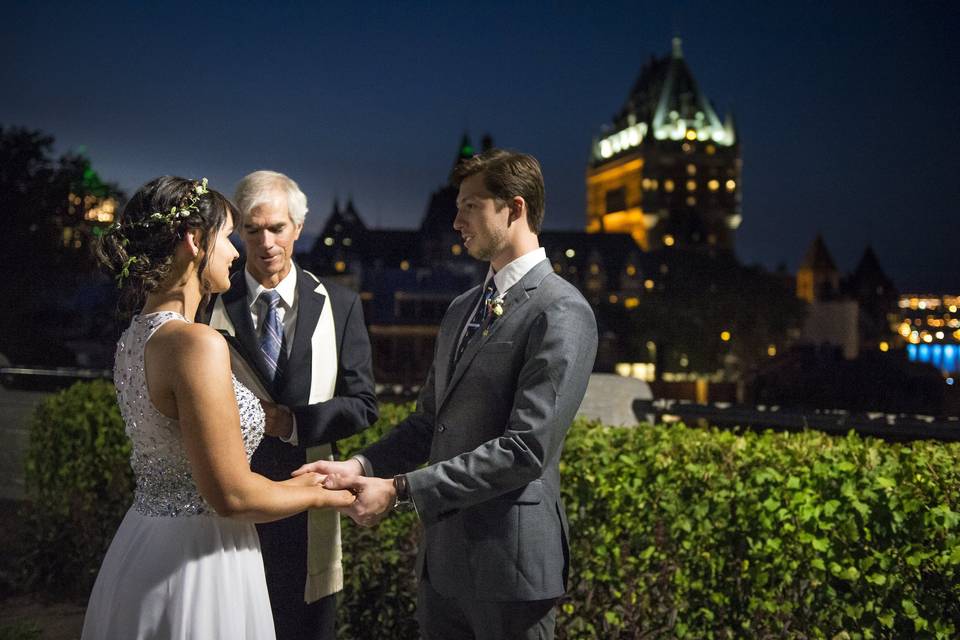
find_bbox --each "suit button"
[437,423,446,433]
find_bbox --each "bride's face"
[203,212,240,293]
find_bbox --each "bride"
[81,176,354,639]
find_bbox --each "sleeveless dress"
[81,311,276,640]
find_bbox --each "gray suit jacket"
[363,258,598,602]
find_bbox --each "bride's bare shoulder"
[150,322,229,368]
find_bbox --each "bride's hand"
[281,472,326,487]
[319,486,358,510]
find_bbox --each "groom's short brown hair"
[452,149,545,234]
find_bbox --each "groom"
[296,149,598,639]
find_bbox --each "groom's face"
[454,173,510,264]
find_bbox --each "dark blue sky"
[3,1,958,291]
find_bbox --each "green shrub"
[21,379,132,598]
[19,385,960,638]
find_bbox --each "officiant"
[207,170,378,640]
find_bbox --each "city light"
[721,331,731,342]
[879,341,890,352]
[767,345,777,356]
[334,261,346,272]
[664,235,675,246]
[565,248,576,258]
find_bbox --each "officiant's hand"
[322,474,395,527]
[261,401,294,439]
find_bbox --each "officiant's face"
[454,173,510,264]
[240,192,303,287]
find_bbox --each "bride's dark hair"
[96,176,237,316]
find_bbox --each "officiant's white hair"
[234,170,308,226]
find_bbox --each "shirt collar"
[245,264,298,310]
[484,247,546,295]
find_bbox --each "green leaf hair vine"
[106,178,209,287]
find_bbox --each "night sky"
[3,1,958,291]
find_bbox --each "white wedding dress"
[82,311,276,639]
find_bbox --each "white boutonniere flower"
[482,295,506,336]
[490,295,505,318]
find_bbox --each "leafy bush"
[20,379,132,598]
[19,385,960,638]
[339,408,960,640]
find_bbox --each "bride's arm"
[170,324,355,522]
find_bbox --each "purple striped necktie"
[258,289,284,382]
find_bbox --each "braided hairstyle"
[96,176,237,316]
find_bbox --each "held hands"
[280,471,355,509]
[291,459,395,527]
[323,474,396,528]
[260,401,294,439]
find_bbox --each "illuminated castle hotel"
[586,37,741,251]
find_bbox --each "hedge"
[19,383,960,638]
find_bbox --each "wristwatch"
[392,474,412,510]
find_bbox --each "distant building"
[794,235,900,360]
[586,37,741,252]
[895,294,960,377]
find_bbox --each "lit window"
[708,179,720,191]
[609,294,619,304]
[343,237,352,246]
[553,263,562,272]
[682,143,692,153]
[323,237,334,246]
[664,180,675,193]
[664,235,675,247]
[335,260,346,273]
[565,248,576,258]
[589,264,600,275]
[686,196,696,207]
[642,178,651,190]
[767,345,777,357]
[726,179,736,192]
[624,297,639,309]
[706,144,716,155]
[626,265,637,276]
[686,180,697,191]
[644,279,655,290]
[686,164,697,176]
[400,260,410,271]
[451,244,462,256]
[721,331,731,342]
[879,341,890,352]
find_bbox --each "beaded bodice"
[114,311,265,517]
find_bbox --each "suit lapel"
[222,270,274,384]
[435,288,481,402]
[279,265,327,403]
[439,259,553,410]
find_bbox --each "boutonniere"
[483,294,506,336]
[489,294,505,318]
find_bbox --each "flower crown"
[96,178,210,287]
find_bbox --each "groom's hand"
[291,458,364,478]
[323,475,395,527]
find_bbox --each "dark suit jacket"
[362,259,598,602]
